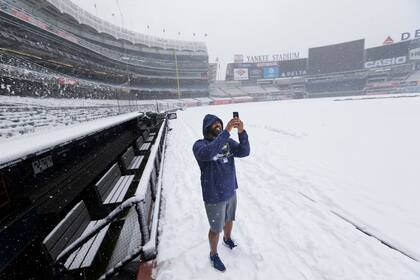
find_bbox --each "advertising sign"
[233,68,249,81]
[257,62,278,67]
[364,56,407,68]
[226,58,307,81]
[409,48,420,60]
[383,36,394,45]
[234,63,253,68]
[278,58,307,77]
[400,81,419,87]
[366,81,400,89]
[401,29,420,41]
[263,67,280,79]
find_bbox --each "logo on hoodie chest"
[212,143,232,163]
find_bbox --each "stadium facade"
[225,37,420,98]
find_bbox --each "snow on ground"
[156,96,420,279]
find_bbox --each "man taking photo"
[192,113,250,272]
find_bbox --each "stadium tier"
[0,0,209,99]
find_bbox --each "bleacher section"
[239,86,267,95]
[0,0,209,99]
[220,86,246,97]
[307,78,366,97]
[259,85,277,94]
[0,103,157,138]
[406,70,420,81]
[210,81,244,97]
[364,63,418,95]
[210,82,303,101]
[209,86,226,97]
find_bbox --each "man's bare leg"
[223,220,233,240]
[209,230,220,256]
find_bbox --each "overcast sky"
[73,0,419,78]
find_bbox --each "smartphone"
[233,112,239,118]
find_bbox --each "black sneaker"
[210,253,226,272]
[223,237,237,249]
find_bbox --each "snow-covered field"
[157,96,420,279]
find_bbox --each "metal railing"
[54,116,169,279]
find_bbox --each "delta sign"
[401,28,420,41]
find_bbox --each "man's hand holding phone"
[226,112,244,134]
[226,118,239,133]
[233,112,244,133]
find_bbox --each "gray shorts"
[204,192,237,233]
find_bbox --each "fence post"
[135,201,150,245]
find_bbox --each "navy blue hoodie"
[193,114,250,203]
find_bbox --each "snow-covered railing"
[54,117,169,279]
[134,117,167,259]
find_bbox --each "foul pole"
[173,50,181,99]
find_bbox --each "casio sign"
[364,56,407,68]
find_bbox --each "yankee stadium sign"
[246,52,300,63]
